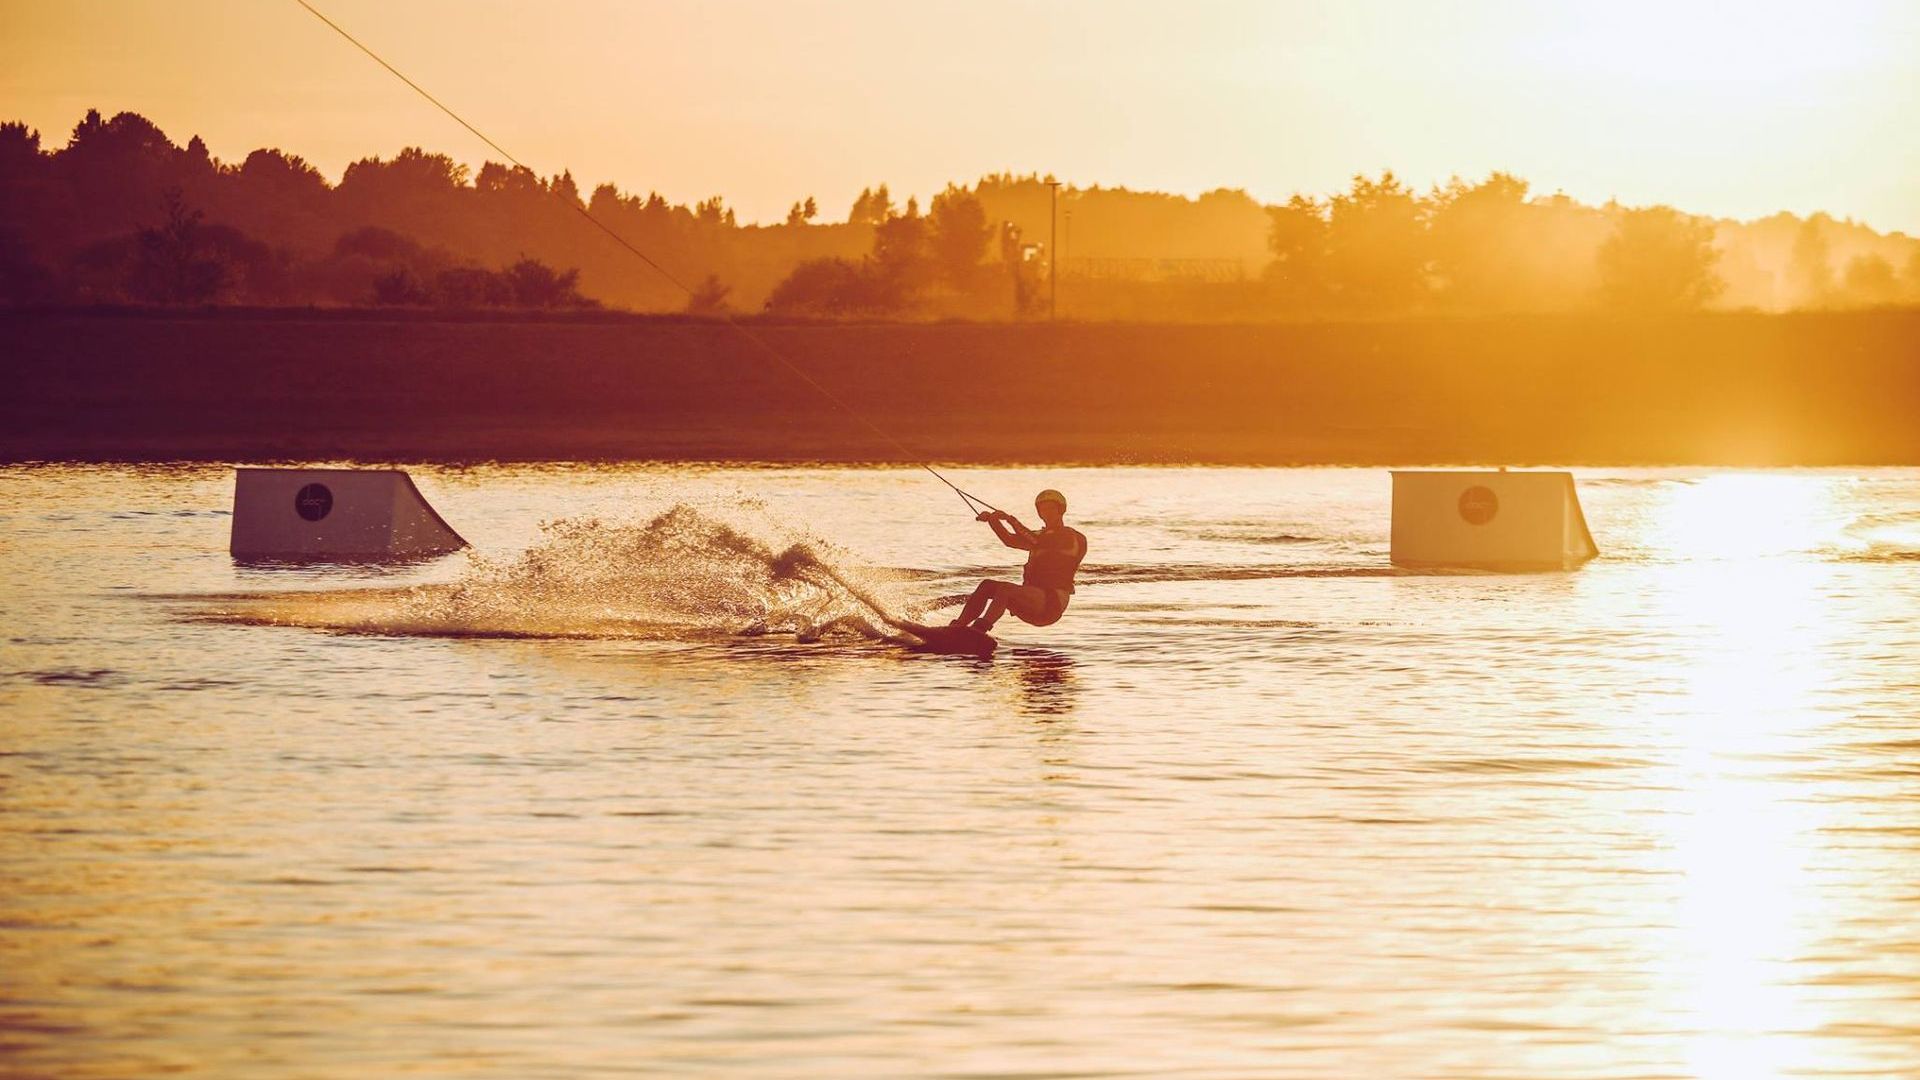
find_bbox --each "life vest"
[1022,526,1087,593]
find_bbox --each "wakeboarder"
[951,489,1087,633]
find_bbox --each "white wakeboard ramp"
[230,468,467,559]
[1390,470,1597,571]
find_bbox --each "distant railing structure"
[1057,257,1248,283]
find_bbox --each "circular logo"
[1458,485,1498,525]
[294,482,334,522]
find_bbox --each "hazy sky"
[4,0,1917,231]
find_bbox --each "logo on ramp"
[295,483,334,522]
[1457,485,1498,525]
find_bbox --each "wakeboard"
[888,619,997,658]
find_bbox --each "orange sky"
[4,0,1917,232]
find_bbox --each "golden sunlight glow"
[1,0,1915,229]
[1651,475,1853,562]
[1660,564,1829,1077]
[1629,474,1880,1078]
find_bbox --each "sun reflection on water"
[1626,474,1875,1078]
[1648,473,1857,562]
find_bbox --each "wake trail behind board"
[191,505,1008,657]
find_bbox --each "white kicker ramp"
[230,468,467,559]
[1390,470,1597,570]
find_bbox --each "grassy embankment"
[3,306,1917,465]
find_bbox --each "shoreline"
[6,307,1919,466]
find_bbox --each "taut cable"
[293,0,1002,516]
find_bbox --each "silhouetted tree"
[434,266,511,308]
[766,257,889,315]
[336,146,469,242]
[1790,215,1834,307]
[871,205,932,302]
[196,223,289,304]
[503,256,590,308]
[849,184,893,226]
[55,110,204,244]
[1596,206,1723,312]
[372,267,430,306]
[222,148,332,250]
[1841,254,1898,306]
[183,134,214,175]
[237,148,327,196]
[1324,172,1427,312]
[0,226,57,304]
[348,146,468,190]
[475,161,543,197]
[928,185,990,288]
[1427,172,1537,311]
[687,273,731,315]
[127,189,229,304]
[0,121,40,168]
[1264,194,1329,308]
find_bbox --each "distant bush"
[434,266,512,309]
[368,257,594,310]
[686,274,731,315]
[766,258,893,316]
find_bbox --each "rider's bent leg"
[952,580,1006,627]
[974,593,1010,630]
[973,584,1046,631]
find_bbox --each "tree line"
[1260,171,1920,316]
[3,109,1917,319]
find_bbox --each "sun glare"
[1627,472,1877,1078]
[1651,474,1851,563]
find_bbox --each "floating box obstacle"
[229,468,467,560]
[1390,470,1597,570]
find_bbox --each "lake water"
[5,464,1920,1079]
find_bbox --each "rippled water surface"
[5,464,1920,1079]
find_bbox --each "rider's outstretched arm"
[983,512,1036,550]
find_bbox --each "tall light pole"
[1063,208,1072,316]
[1046,179,1061,321]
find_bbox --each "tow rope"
[294,0,1003,518]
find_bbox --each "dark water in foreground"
[5,465,1920,1078]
